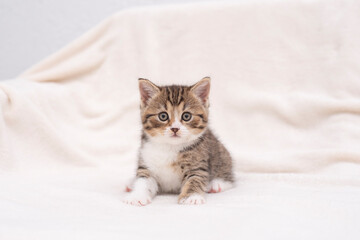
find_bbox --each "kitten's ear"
[138,78,160,106]
[190,77,211,106]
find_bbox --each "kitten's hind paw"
[124,178,134,192]
[178,194,205,205]
[123,193,152,206]
[207,178,233,193]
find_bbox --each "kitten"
[123,77,234,206]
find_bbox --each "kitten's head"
[139,77,210,145]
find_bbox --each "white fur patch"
[179,194,205,205]
[207,178,233,193]
[141,141,183,193]
[123,177,158,206]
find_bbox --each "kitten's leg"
[123,166,158,206]
[178,173,208,205]
[207,178,233,193]
[208,143,234,194]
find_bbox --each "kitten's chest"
[141,142,182,193]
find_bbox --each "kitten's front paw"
[178,194,205,205]
[123,192,152,206]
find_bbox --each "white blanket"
[1,1,360,239]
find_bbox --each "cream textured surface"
[1,1,360,239]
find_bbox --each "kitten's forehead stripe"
[162,85,187,106]
[178,87,184,104]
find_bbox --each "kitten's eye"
[182,112,192,121]
[158,112,169,121]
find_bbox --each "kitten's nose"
[171,128,179,133]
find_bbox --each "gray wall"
[0,0,213,80]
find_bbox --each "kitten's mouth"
[171,134,180,138]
